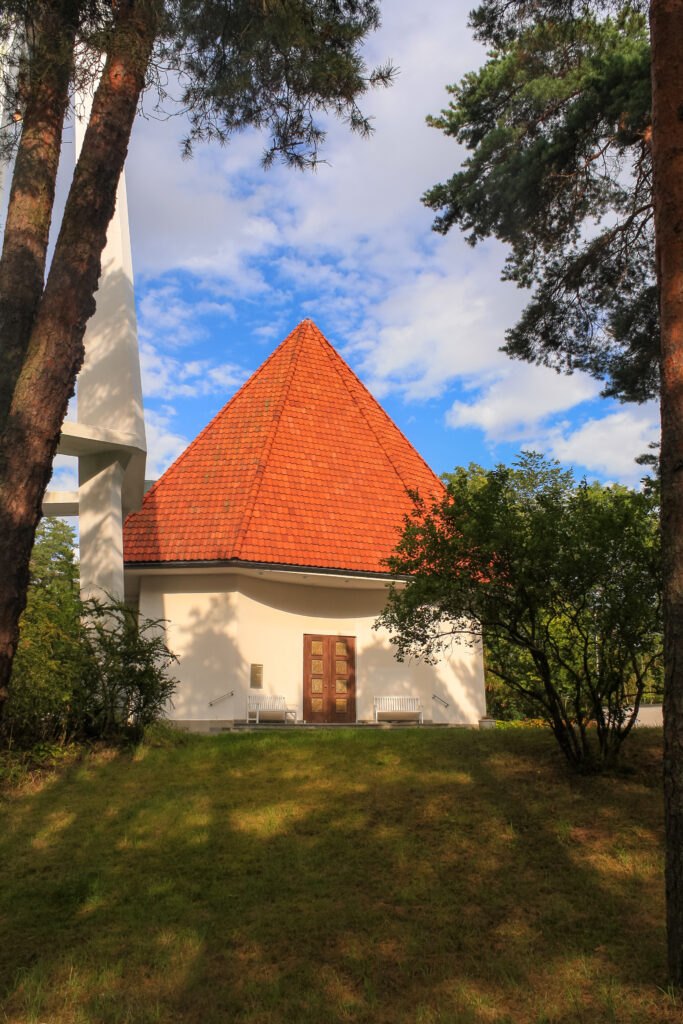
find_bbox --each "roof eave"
[123,557,408,583]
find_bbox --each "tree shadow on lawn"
[0,728,671,1024]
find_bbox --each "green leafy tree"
[377,453,662,772]
[422,0,683,982]
[0,0,393,711]
[5,519,178,744]
[4,519,83,743]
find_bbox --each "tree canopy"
[377,453,662,771]
[423,0,654,403]
[0,1,392,173]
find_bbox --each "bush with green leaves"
[377,453,662,771]
[76,599,178,741]
[3,520,178,746]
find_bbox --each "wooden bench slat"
[247,695,296,723]
[373,695,423,724]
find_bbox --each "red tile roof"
[124,320,444,573]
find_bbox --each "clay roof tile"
[124,320,444,572]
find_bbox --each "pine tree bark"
[0,0,160,705]
[650,0,683,987]
[0,1,78,436]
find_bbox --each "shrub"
[378,453,662,772]
[3,522,178,746]
[76,599,178,740]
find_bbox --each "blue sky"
[56,0,660,489]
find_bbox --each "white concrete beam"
[42,491,79,517]
[57,420,144,458]
[56,420,145,518]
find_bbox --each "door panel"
[303,635,356,723]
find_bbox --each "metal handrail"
[432,693,449,708]
[208,690,235,708]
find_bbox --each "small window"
[250,664,263,689]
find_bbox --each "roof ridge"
[231,322,307,557]
[317,332,442,494]
[127,325,305,512]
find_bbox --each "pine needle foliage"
[0,1,395,170]
[423,0,655,403]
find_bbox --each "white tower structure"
[0,31,18,202]
[41,104,147,603]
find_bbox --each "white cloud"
[140,340,247,399]
[137,284,235,349]
[446,363,602,438]
[48,454,78,492]
[530,405,661,485]
[144,407,190,478]
[251,322,282,341]
[127,129,278,293]
[137,285,201,347]
[251,0,487,258]
[344,251,527,400]
[137,283,247,399]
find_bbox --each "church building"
[123,320,486,729]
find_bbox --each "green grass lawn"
[0,727,676,1024]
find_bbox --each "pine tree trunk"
[650,0,683,987]
[0,0,159,706]
[0,1,77,436]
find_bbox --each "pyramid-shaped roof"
[124,320,444,574]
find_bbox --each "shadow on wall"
[79,265,145,448]
[64,264,147,601]
[235,574,386,620]
[156,575,485,725]
[359,630,485,724]
[167,591,248,723]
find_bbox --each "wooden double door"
[303,634,356,723]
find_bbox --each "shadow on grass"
[0,728,670,1024]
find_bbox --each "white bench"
[247,695,296,724]
[373,695,424,724]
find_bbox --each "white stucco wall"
[634,704,663,727]
[137,570,486,727]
